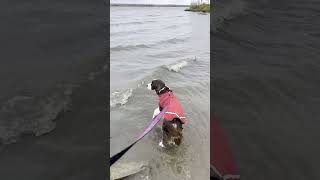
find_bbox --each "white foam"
[165,60,189,72]
[0,86,73,145]
[110,88,133,108]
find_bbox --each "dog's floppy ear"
[151,81,156,90]
[152,80,165,93]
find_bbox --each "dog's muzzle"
[147,83,152,90]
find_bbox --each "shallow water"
[0,0,106,179]
[0,0,106,145]
[110,6,210,180]
[213,0,320,179]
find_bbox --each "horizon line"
[110,3,190,7]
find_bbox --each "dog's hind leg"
[161,121,171,147]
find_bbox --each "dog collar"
[158,87,166,94]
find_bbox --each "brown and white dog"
[147,79,186,147]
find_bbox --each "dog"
[147,79,186,147]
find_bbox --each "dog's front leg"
[152,107,160,118]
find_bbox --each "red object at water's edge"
[211,113,240,180]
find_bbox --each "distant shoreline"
[110,4,189,7]
[185,3,210,13]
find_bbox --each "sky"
[110,0,209,5]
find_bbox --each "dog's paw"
[159,141,165,148]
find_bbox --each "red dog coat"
[159,91,186,124]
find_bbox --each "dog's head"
[147,79,169,95]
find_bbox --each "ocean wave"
[111,20,156,26]
[212,0,247,32]
[111,44,151,52]
[163,58,196,72]
[164,38,186,44]
[111,28,149,37]
[110,88,133,108]
[0,85,74,145]
[165,23,187,29]
[111,38,188,52]
[110,58,196,108]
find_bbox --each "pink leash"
[110,98,171,166]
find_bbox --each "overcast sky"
[110,0,209,5]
